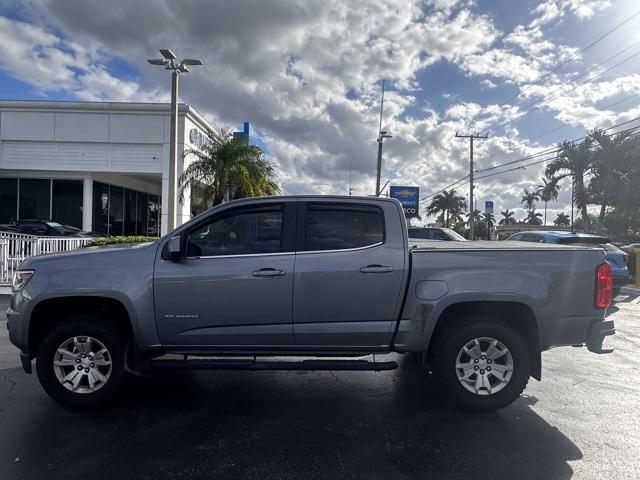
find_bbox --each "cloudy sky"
[1,0,639,222]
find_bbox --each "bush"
[85,236,159,247]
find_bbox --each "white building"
[0,100,216,236]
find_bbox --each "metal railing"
[0,231,93,285]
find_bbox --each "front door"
[154,202,296,347]
[293,201,406,347]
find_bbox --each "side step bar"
[150,358,398,371]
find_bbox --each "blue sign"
[485,200,494,214]
[390,186,420,217]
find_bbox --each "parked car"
[506,231,629,296]
[408,226,466,241]
[0,220,88,237]
[7,196,615,411]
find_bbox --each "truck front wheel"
[431,314,531,412]
[36,315,129,409]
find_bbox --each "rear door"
[292,201,406,347]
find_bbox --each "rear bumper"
[586,319,615,354]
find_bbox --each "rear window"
[304,204,384,251]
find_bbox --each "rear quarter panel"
[394,247,606,352]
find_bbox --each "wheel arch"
[428,300,542,380]
[28,295,136,359]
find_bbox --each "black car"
[0,220,87,237]
[408,227,467,241]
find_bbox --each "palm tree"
[482,212,495,228]
[537,177,560,226]
[179,128,280,210]
[499,209,517,225]
[554,212,571,226]
[546,137,595,231]
[589,128,640,226]
[521,188,540,212]
[467,209,482,225]
[525,209,543,225]
[426,189,467,227]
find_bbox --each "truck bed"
[409,240,602,251]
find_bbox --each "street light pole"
[455,132,488,239]
[147,49,203,232]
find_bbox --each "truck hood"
[19,241,159,270]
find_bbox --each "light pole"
[375,129,392,196]
[147,49,203,232]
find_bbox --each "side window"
[432,229,450,241]
[509,234,522,241]
[186,206,283,257]
[304,204,384,251]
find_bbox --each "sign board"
[485,200,494,214]
[189,128,210,149]
[390,186,420,218]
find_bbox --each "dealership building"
[0,100,229,236]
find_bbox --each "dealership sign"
[390,186,420,218]
[189,128,210,149]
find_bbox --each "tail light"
[595,261,613,309]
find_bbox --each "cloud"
[0,0,634,221]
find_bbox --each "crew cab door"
[154,201,296,347]
[292,201,407,347]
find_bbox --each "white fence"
[0,231,93,285]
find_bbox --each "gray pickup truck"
[7,196,615,411]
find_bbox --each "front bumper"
[586,319,615,354]
[6,305,32,373]
[613,276,629,287]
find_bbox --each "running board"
[150,358,398,371]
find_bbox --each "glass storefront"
[0,178,83,228]
[0,177,160,235]
[19,179,51,221]
[91,181,160,237]
[52,180,83,228]
[0,178,18,224]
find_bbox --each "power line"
[491,9,640,113]
[420,118,640,202]
[485,44,640,134]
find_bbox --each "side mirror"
[167,235,183,260]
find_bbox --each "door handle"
[359,265,393,274]
[252,268,286,277]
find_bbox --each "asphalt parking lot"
[1,293,639,480]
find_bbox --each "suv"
[408,227,466,241]
[507,231,629,296]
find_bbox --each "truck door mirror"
[167,235,183,260]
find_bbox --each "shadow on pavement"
[1,354,581,480]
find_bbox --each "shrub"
[85,236,159,247]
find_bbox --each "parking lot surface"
[1,293,639,480]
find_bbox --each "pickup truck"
[7,196,615,411]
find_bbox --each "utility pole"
[375,79,392,196]
[455,132,488,240]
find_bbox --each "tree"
[589,128,640,228]
[521,188,539,212]
[179,128,280,211]
[482,212,495,228]
[554,212,571,227]
[426,189,467,227]
[525,209,543,225]
[546,137,595,232]
[499,209,517,225]
[537,177,560,226]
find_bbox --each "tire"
[36,315,129,409]
[431,314,531,412]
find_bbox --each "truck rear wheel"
[36,316,129,409]
[431,314,530,412]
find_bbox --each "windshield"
[557,236,610,245]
